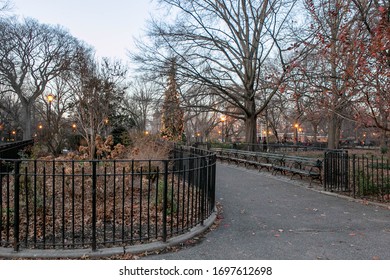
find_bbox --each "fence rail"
[349,154,390,200]
[212,146,389,203]
[0,147,216,252]
[0,139,34,160]
[323,151,389,201]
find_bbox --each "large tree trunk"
[244,98,257,150]
[245,114,257,150]
[327,111,342,150]
[312,123,318,144]
[21,102,32,140]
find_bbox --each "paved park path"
[144,163,390,260]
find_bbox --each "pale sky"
[10,0,158,62]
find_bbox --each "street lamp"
[104,118,109,137]
[298,128,303,143]
[38,124,43,141]
[47,93,55,137]
[47,93,54,103]
[294,123,299,144]
[221,115,226,142]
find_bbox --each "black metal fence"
[209,142,327,152]
[0,139,34,160]
[324,151,390,201]
[0,147,216,252]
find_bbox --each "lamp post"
[196,132,201,143]
[0,123,3,142]
[298,128,303,143]
[47,93,54,136]
[104,118,109,137]
[38,124,43,142]
[221,115,226,143]
[294,123,299,144]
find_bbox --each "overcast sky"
[10,0,158,62]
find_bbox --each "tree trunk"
[327,112,342,149]
[327,112,336,150]
[21,103,32,140]
[312,123,318,143]
[245,114,257,150]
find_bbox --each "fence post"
[323,151,328,191]
[162,160,169,242]
[352,154,356,198]
[201,157,207,225]
[13,160,21,251]
[91,160,97,251]
[324,150,349,192]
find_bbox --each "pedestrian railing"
[322,151,389,201]
[213,146,389,202]
[0,139,34,160]
[0,147,216,252]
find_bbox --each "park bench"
[213,148,323,185]
[214,149,244,164]
[215,149,285,171]
[272,155,323,185]
[249,152,285,171]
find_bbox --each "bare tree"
[300,0,363,149]
[0,87,21,141]
[126,75,161,132]
[0,17,80,140]
[70,51,128,159]
[34,74,76,155]
[350,0,389,147]
[0,0,11,14]
[133,0,302,146]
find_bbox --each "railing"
[213,145,389,203]
[324,151,390,201]
[209,142,328,152]
[349,154,390,201]
[0,147,216,252]
[0,139,34,159]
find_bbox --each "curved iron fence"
[324,151,390,201]
[0,147,216,252]
[0,139,34,160]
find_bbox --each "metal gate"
[324,150,349,192]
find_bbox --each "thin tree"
[70,50,128,159]
[127,75,160,132]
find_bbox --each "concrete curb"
[0,210,217,259]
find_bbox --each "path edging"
[0,210,217,259]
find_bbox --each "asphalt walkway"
[144,163,390,260]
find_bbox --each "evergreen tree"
[160,59,184,141]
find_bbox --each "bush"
[153,180,178,215]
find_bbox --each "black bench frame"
[272,155,323,185]
[214,148,323,185]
